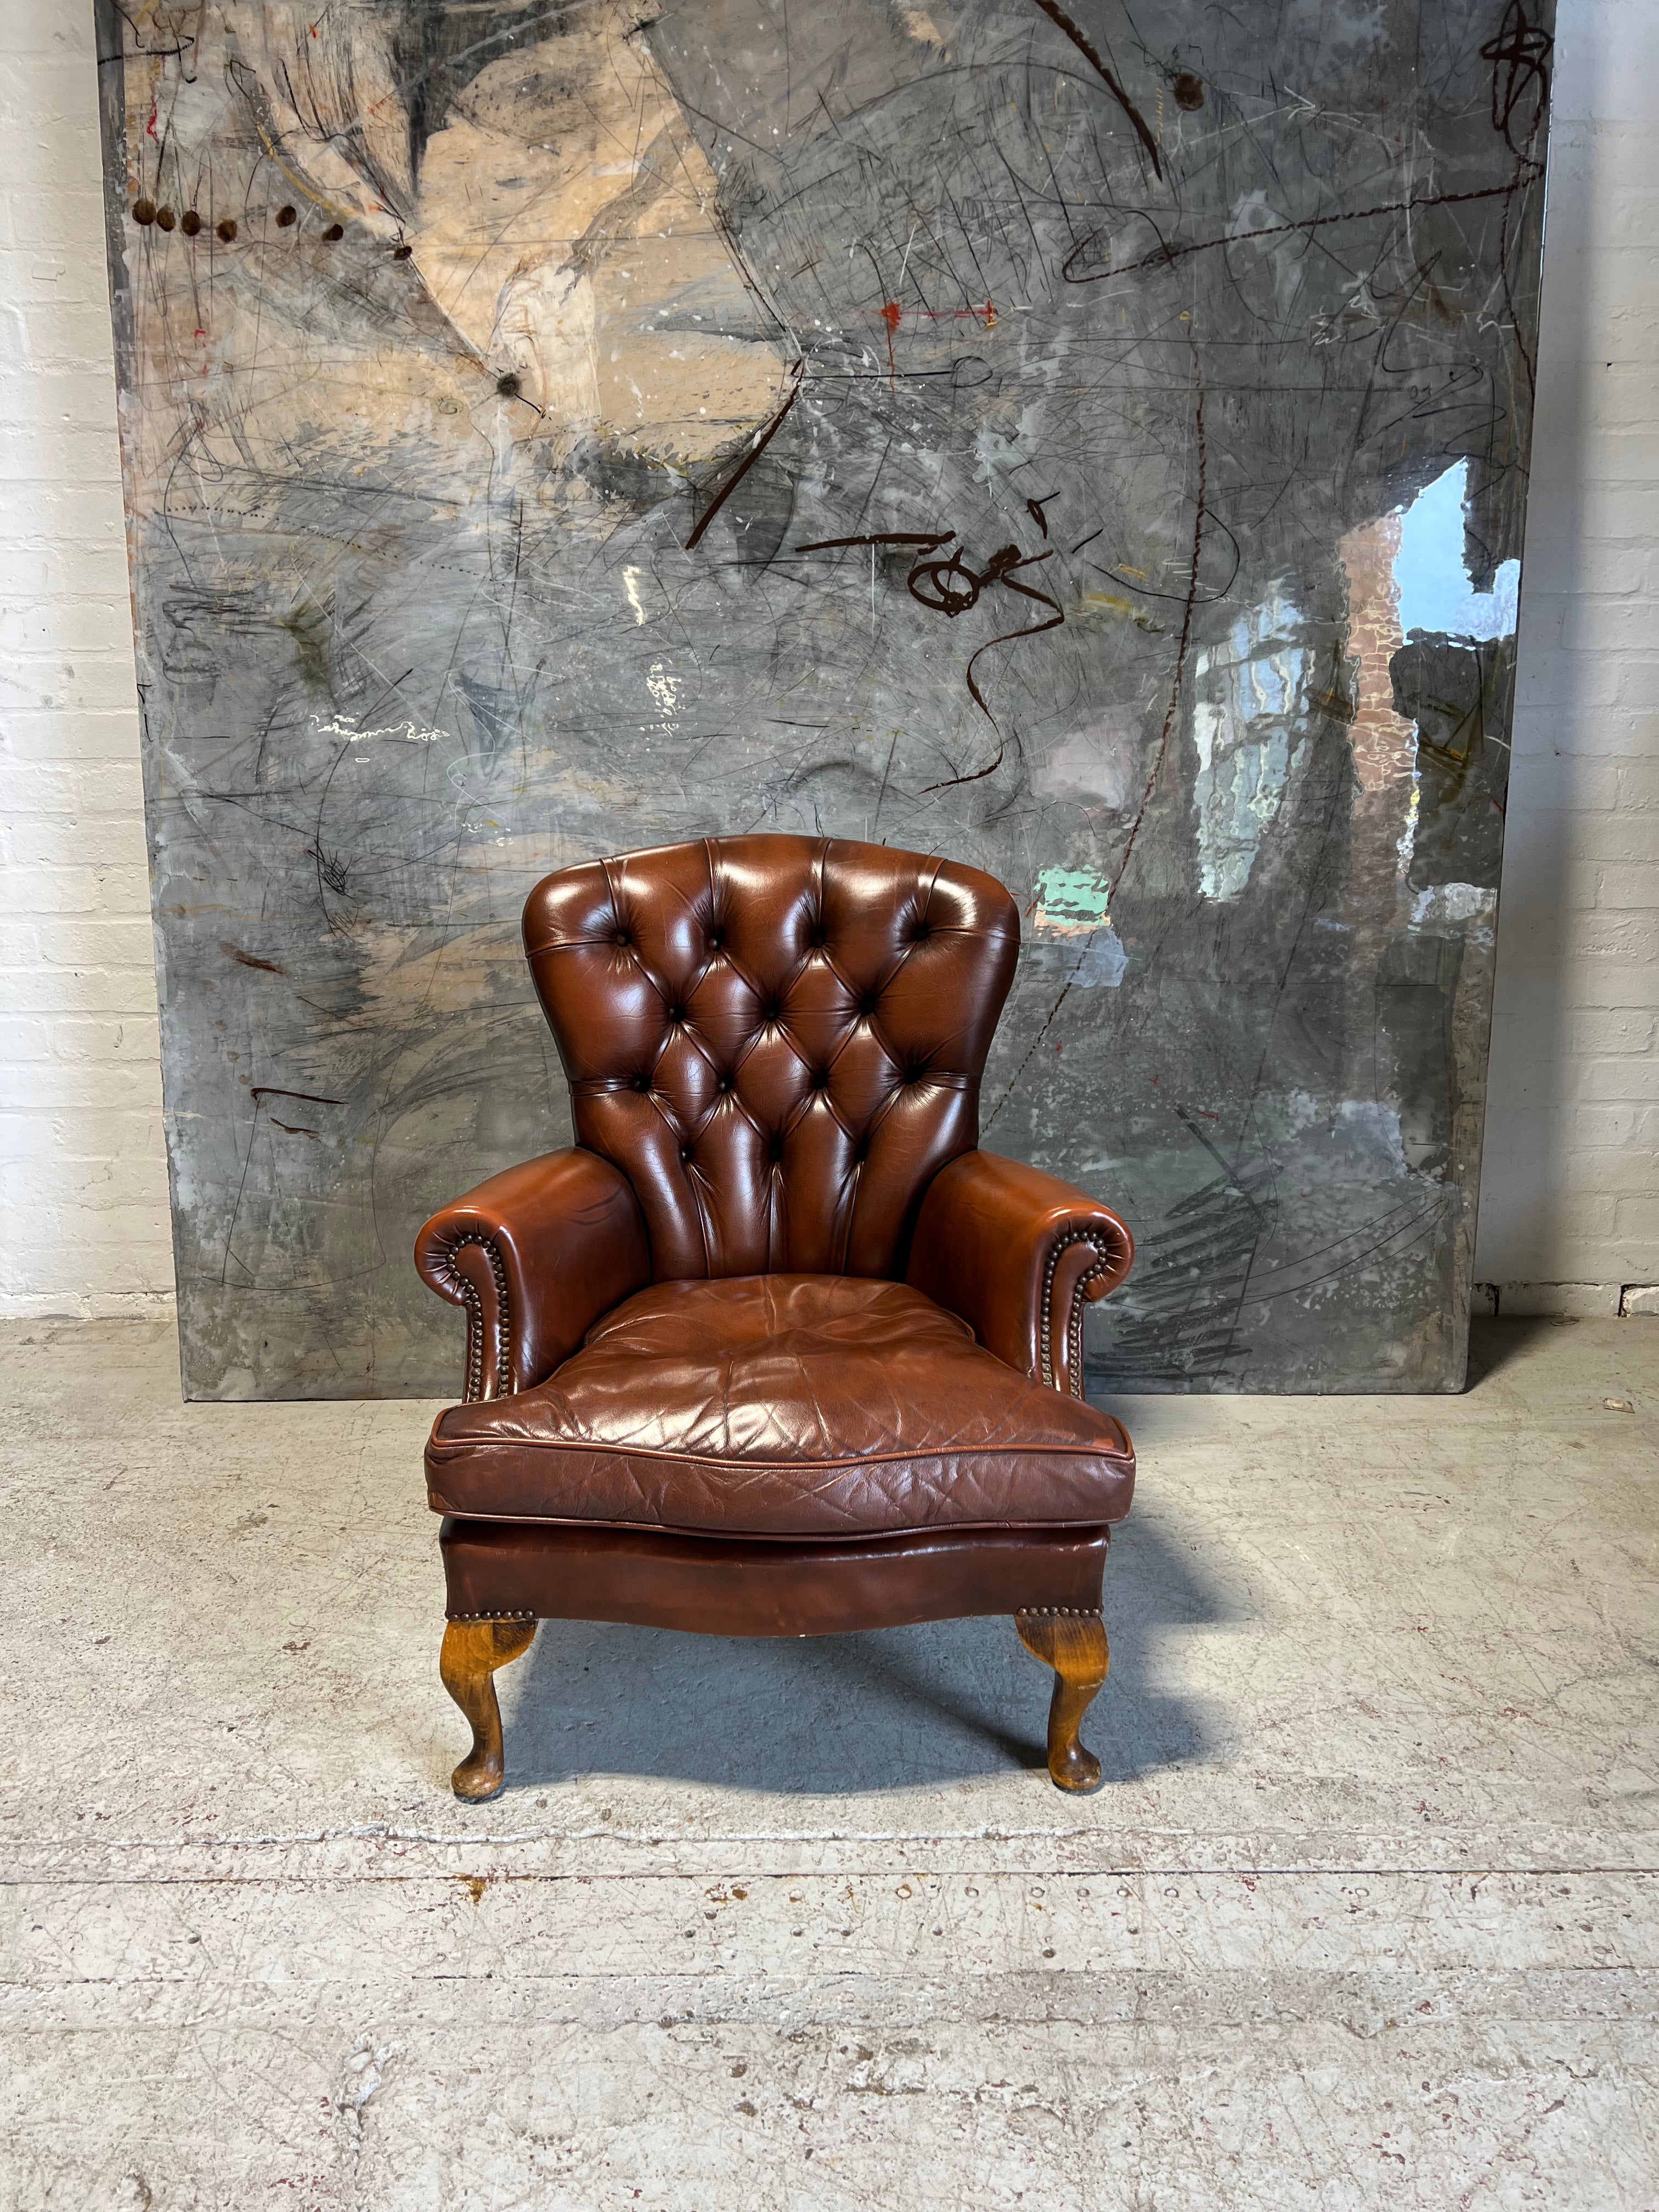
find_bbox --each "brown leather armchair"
[415,836,1135,1799]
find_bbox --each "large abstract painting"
[97,0,1554,1397]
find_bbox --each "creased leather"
[414,1148,651,1397]
[906,1151,1135,1397]
[440,1518,1113,1637]
[426,1274,1135,1537]
[520,834,1019,1283]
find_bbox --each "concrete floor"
[1,1317,1654,2210]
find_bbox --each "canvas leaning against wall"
[95,0,1554,1398]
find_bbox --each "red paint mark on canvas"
[876,299,995,390]
[879,300,901,391]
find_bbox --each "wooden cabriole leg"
[1015,1609,1109,1793]
[438,1615,538,1802]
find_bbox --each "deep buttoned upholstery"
[521,834,1018,1282]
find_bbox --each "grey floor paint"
[2,1315,1653,2205]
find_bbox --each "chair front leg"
[439,1615,538,1801]
[1015,1609,1109,1793]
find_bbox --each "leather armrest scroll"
[906,1150,1133,1398]
[414,1148,650,1400]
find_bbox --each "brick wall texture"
[0,3,173,1317]
[0,1,1652,1321]
[1474,0,1659,1306]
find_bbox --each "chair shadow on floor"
[497,1513,1233,1797]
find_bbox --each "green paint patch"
[1031,865,1111,936]
[281,600,331,692]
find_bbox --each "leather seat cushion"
[426,1274,1135,1539]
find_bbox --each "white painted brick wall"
[1475,0,1659,1317]
[0,1,173,1319]
[0,2,1652,1328]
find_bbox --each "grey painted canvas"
[96,0,1554,1398]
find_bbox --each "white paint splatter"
[309,713,443,745]
[1190,583,1312,899]
[1070,933,1128,987]
[1411,881,1497,930]
[646,663,681,721]
[333,2039,395,2142]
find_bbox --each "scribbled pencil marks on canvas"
[95,0,1553,1395]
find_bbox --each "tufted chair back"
[522,834,1020,1282]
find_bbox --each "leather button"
[811,1070,828,1090]
[681,1147,693,1163]
[668,1007,684,1024]
[717,1074,732,1092]
[633,1073,651,1092]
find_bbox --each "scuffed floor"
[1,1318,1654,2208]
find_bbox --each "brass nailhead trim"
[1066,1260,1107,1397]
[1015,1605,1103,1618]
[436,1231,512,1400]
[455,1277,484,1402]
[1038,1229,1113,1396]
[445,1610,537,1622]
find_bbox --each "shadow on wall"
[498,1516,1234,1796]
[1475,0,1601,1282]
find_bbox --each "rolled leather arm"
[414,1148,650,1401]
[906,1150,1133,1400]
